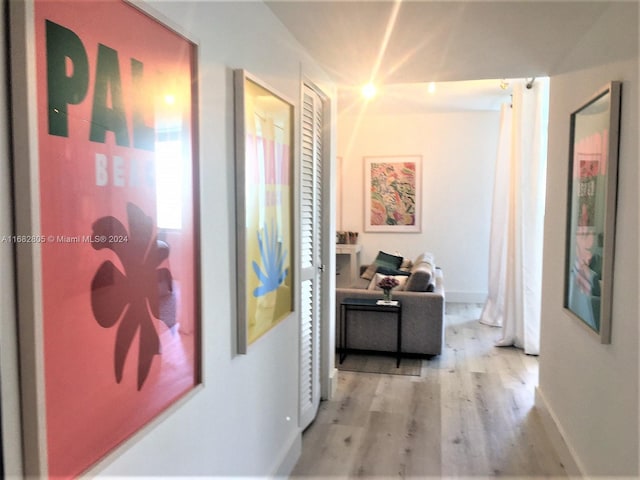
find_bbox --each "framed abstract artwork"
[364,155,422,232]
[234,69,294,354]
[10,0,201,476]
[564,82,621,344]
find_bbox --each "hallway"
[291,303,566,478]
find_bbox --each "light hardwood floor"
[291,303,567,479]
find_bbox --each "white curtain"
[480,78,549,355]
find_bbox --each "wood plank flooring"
[291,303,567,479]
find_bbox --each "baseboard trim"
[445,291,487,303]
[271,429,301,478]
[534,387,584,478]
[328,367,338,400]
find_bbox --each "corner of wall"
[534,387,583,478]
[541,53,639,477]
[327,367,339,400]
[271,430,301,478]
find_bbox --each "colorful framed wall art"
[364,155,422,232]
[564,81,621,344]
[234,69,294,354]
[10,0,201,476]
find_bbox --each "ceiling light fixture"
[428,82,436,94]
[361,83,377,99]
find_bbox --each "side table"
[339,297,403,367]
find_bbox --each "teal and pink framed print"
[364,155,422,233]
[564,82,621,344]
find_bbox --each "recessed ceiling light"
[361,83,377,99]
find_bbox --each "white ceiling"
[338,78,517,114]
[265,1,636,111]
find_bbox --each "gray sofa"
[335,252,445,357]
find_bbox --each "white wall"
[0,1,335,477]
[338,110,500,302]
[97,1,334,476]
[538,3,639,476]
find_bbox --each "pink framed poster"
[10,0,201,476]
[364,155,422,233]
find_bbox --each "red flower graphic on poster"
[91,203,174,390]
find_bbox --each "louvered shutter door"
[299,86,323,429]
[301,96,314,269]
